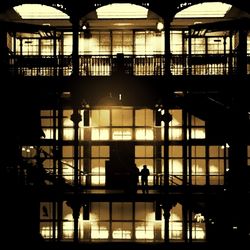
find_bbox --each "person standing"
[140,165,150,194]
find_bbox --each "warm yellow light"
[63,128,74,140]
[135,224,154,239]
[191,128,206,139]
[97,4,148,19]
[135,128,154,140]
[157,22,164,31]
[175,2,232,18]
[91,128,110,140]
[112,129,132,140]
[91,227,109,239]
[112,229,131,239]
[169,128,183,140]
[14,4,69,19]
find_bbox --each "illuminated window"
[62,146,84,184]
[135,31,163,55]
[14,4,69,19]
[188,212,206,240]
[170,31,183,54]
[169,146,183,185]
[63,32,73,55]
[112,128,132,140]
[135,128,153,140]
[112,31,133,55]
[91,110,110,140]
[62,110,82,141]
[96,4,148,19]
[112,109,133,126]
[135,109,154,140]
[21,38,39,55]
[169,109,183,140]
[188,146,206,185]
[91,128,110,140]
[135,146,154,185]
[40,202,58,239]
[191,38,206,54]
[135,109,153,126]
[91,110,110,127]
[209,146,227,185]
[175,2,232,18]
[90,202,110,239]
[112,202,133,239]
[188,115,206,139]
[135,202,155,240]
[169,203,183,240]
[91,146,109,186]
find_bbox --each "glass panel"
[63,146,73,158]
[191,128,205,139]
[135,146,153,158]
[111,109,133,126]
[91,128,110,140]
[112,202,133,220]
[112,222,132,239]
[112,128,132,140]
[90,202,110,221]
[135,128,153,140]
[169,203,183,240]
[63,128,74,140]
[192,146,205,157]
[170,110,183,126]
[169,146,183,157]
[91,110,110,126]
[170,31,183,54]
[63,110,73,126]
[91,222,109,239]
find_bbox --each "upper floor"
[1,1,250,77]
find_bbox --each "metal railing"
[7,53,249,77]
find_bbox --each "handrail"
[7,53,247,76]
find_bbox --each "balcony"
[7,53,250,77]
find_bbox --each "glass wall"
[16,107,227,187]
[39,201,207,242]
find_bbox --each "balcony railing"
[7,54,250,77]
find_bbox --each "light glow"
[135,128,154,140]
[112,129,132,140]
[97,4,148,19]
[14,4,69,19]
[175,2,232,18]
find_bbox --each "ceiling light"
[96,3,148,19]
[175,2,232,18]
[14,4,69,19]
[156,21,164,31]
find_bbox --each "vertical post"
[163,17,172,76]
[53,30,57,76]
[163,109,172,189]
[71,16,80,77]
[188,28,192,75]
[70,108,82,243]
[163,202,173,243]
[236,28,247,76]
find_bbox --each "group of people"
[131,164,150,194]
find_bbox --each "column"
[70,108,82,243]
[163,17,172,76]
[70,15,80,77]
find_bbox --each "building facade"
[1,1,250,249]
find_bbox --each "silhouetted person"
[141,164,150,194]
[130,163,139,193]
